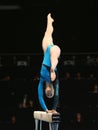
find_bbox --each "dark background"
[0,0,98,53]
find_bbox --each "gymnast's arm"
[38,80,48,111]
[52,79,59,111]
[38,80,58,113]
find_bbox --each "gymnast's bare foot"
[47,13,54,23]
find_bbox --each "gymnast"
[38,13,61,114]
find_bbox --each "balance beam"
[33,111,60,130]
[33,111,60,123]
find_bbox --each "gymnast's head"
[44,82,54,98]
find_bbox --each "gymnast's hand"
[46,109,58,113]
[51,109,58,113]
